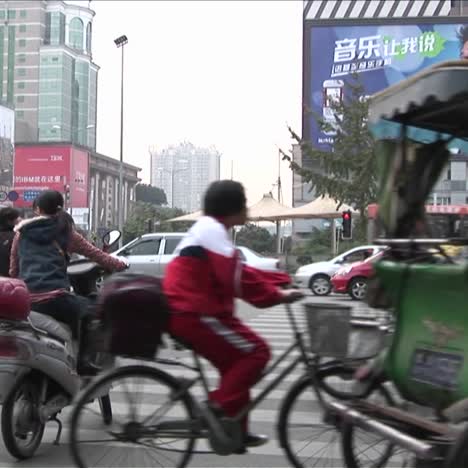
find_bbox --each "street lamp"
[114,34,127,247]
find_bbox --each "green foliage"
[123,201,192,243]
[135,184,167,206]
[293,227,333,261]
[282,74,376,244]
[235,223,275,254]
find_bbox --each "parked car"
[331,250,384,300]
[294,245,383,296]
[111,233,280,278]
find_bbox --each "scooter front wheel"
[1,374,45,459]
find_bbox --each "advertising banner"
[13,145,90,209]
[305,22,468,148]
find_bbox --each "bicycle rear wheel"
[69,365,197,468]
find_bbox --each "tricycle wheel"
[341,385,411,468]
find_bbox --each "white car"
[112,233,279,277]
[236,246,280,271]
[294,245,383,296]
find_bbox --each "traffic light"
[342,210,352,239]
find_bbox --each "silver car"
[113,233,280,276]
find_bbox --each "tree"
[235,223,275,254]
[135,184,167,206]
[282,74,376,242]
[123,201,192,243]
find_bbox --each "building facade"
[1,0,98,148]
[431,153,468,206]
[150,142,220,213]
[89,151,140,231]
[0,103,14,192]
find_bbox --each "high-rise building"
[1,0,98,148]
[150,142,221,213]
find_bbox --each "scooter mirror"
[102,230,121,247]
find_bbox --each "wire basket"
[303,302,387,360]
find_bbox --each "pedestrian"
[0,207,20,276]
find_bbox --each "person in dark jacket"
[0,207,20,277]
[10,190,127,373]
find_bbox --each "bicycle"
[68,301,391,468]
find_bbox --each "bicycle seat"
[29,311,72,344]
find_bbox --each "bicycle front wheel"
[69,365,197,468]
[278,364,392,468]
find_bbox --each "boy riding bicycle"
[163,180,302,451]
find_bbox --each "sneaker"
[244,433,269,447]
[234,433,269,454]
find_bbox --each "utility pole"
[114,34,128,247]
[276,149,282,254]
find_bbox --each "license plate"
[410,348,463,390]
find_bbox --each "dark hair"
[203,180,247,218]
[36,190,64,215]
[36,190,74,250]
[458,25,468,49]
[0,207,19,230]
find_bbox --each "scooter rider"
[9,190,127,374]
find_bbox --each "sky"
[79,0,303,206]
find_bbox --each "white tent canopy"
[259,195,357,221]
[247,193,289,221]
[166,193,290,223]
[166,194,357,223]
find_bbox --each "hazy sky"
[81,0,303,205]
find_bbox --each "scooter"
[0,229,121,460]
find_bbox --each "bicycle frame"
[154,303,322,426]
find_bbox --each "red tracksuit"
[163,216,290,429]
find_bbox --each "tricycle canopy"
[370,61,468,238]
[370,60,468,149]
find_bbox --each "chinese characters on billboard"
[13,145,89,209]
[306,22,468,149]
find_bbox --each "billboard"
[304,21,468,148]
[13,145,89,209]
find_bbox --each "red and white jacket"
[163,216,290,316]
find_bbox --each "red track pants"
[169,312,271,431]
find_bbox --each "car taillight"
[0,336,30,360]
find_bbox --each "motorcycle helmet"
[0,278,31,321]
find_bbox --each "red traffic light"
[343,213,350,220]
